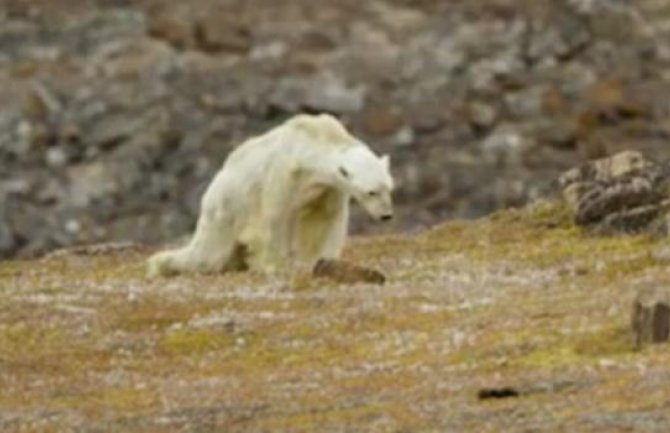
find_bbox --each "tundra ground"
[2,202,670,432]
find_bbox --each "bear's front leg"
[318,196,349,260]
[293,190,349,267]
[253,205,295,274]
[252,166,303,274]
[257,214,306,276]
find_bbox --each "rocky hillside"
[2,202,670,432]
[2,0,670,256]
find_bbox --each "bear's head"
[336,146,394,221]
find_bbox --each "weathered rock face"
[2,0,670,256]
[559,151,670,234]
[632,286,670,348]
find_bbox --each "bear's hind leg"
[147,209,237,277]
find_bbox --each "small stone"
[466,101,498,129]
[586,79,649,119]
[362,108,403,136]
[305,74,367,114]
[16,120,32,139]
[46,147,69,167]
[60,122,81,143]
[369,2,427,34]
[195,13,251,54]
[65,219,81,234]
[313,259,386,285]
[534,117,578,149]
[481,126,531,166]
[249,41,288,61]
[477,387,520,400]
[147,8,195,50]
[270,73,366,114]
[504,86,544,118]
[87,113,141,150]
[391,126,414,147]
[542,85,569,114]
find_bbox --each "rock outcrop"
[560,151,670,234]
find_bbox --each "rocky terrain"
[2,0,670,257]
[2,202,670,432]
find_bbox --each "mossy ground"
[2,201,670,432]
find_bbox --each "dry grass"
[2,200,670,432]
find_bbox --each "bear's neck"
[299,147,352,189]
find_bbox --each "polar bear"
[147,113,394,277]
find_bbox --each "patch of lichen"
[524,199,574,228]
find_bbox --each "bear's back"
[285,114,358,148]
[224,125,284,168]
[222,114,360,172]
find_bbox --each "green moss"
[520,199,574,229]
[415,203,661,285]
[574,326,635,357]
[50,386,156,415]
[0,260,25,278]
[0,323,69,356]
[519,345,584,369]
[160,329,236,356]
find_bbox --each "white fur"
[147,114,394,277]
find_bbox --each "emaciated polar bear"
[147,114,394,277]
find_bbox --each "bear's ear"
[381,154,390,169]
[338,166,350,179]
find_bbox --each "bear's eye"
[367,191,378,197]
[338,167,350,179]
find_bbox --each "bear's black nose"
[380,214,393,222]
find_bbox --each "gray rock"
[390,126,415,147]
[504,86,545,118]
[481,126,532,166]
[85,113,145,151]
[0,207,15,256]
[45,147,69,168]
[270,73,367,114]
[467,101,498,129]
